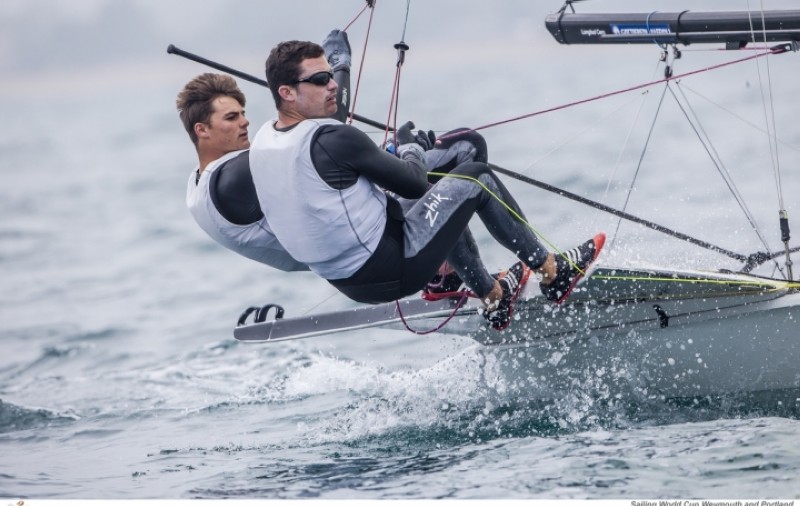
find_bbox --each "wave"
[242,347,800,448]
[0,399,78,434]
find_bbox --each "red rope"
[467,47,785,134]
[343,2,369,32]
[395,292,470,335]
[383,65,402,145]
[392,67,402,140]
[347,2,376,126]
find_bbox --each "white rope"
[747,0,786,209]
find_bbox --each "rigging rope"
[610,79,670,254]
[747,0,793,280]
[459,46,787,135]
[343,2,370,32]
[399,0,411,42]
[395,293,469,335]
[595,61,662,238]
[678,84,800,154]
[671,81,780,274]
[521,91,647,177]
[346,0,376,126]
[748,2,785,206]
[382,0,412,146]
[384,62,403,145]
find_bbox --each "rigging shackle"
[394,40,410,67]
[663,44,682,78]
[780,210,791,243]
[779,210,793,280]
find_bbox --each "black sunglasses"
[293,71,334,86]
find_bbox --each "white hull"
[468,292,800,400]
[427,268,800,399]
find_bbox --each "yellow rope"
[428,170,599,278]
[591,273,798,290]
[427,170,569,257]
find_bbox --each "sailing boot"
[540,233,606,304]
[483,261,532,331]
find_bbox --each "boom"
[545,9,800,47]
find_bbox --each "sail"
[545,9,800,47]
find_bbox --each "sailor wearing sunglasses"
[249,31,606,330]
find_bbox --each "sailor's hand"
[322,29,351,72]
[396,121,436,151]
[434,128,487,162]
[425,127,489,175]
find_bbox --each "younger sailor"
[179,72,310,273]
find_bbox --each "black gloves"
[431,127,487,163]
[424,128,489,182]
[322,29,351,72]
[396,121,436,151]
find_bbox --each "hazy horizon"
[3,0,796,100]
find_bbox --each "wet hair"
[265,40,325,109]
[176,73,245,146]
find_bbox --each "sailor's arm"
[311,124,428,198]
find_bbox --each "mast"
[545,9,800,48]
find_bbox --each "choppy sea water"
[2,2,800,500]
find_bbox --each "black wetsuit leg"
[330,162,549,304]
[395,196,496,300]
[400,161,548,295]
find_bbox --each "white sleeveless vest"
[250,119,387,280]
[186,150,307,272]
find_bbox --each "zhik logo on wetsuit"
[423,193,451,227]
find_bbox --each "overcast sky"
[0,1,538,93]
[0,0,797,81]
[3,0,795,98]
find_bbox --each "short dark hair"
[265,40,325,109]
[176,73,245,146]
